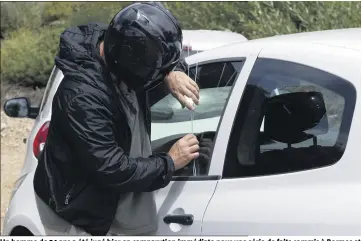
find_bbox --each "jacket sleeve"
[63,92,175,192]
[148,57,188,107]
[174,56,188,73]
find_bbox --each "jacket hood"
[55,22,108,82]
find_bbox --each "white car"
[181,29,248,56]
[2,28,361,236]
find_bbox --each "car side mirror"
[264,91,329,144]
[3,97,39,119]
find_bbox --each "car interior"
[193,62,238,89]
[223,83,344,178]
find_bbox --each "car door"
[149,47,261,235]
[201,44,361,235]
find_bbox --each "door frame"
[205,49,263,176]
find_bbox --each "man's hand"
[168,134,199,170]
[165,71,200,110]
[173,136,213,176]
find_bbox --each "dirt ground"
[1,110,34,232]
[1,84,42,232]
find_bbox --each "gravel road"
[1,110,34,232]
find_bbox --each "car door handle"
[163,214,194,226]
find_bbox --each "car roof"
[187,28,361,65]
[182,29,248,51]
[248,28,361,50]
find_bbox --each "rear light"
[183,45,192,51]
[33,121,50,158]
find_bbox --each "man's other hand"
[168,134,199,170]
[165,71,200,110]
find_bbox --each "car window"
[150,60,245,177]
[39,67,60,112]
[151,61,244,138]
[223,58,356,178]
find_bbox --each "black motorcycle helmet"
[103,2,183,90]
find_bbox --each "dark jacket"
[33,22,188,236]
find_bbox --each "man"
[33,2,212,236]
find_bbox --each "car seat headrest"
[264,91,329,144]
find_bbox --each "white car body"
[181,29,248,56]
[2,28,361,236]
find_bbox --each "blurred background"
[0,1,361,230]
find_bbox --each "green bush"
[42,2,79,24]
[272,1,361,32]
[163,1,361,39]
[67,2,131,26]
[0,2,45,38]
[0,27,63,87]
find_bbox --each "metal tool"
[184,43,199,176]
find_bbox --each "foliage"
[67,2,131,26]
[1,27,63,87]
[42,2,79,25]
[0,2,45,38]
[163,1,361,39]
